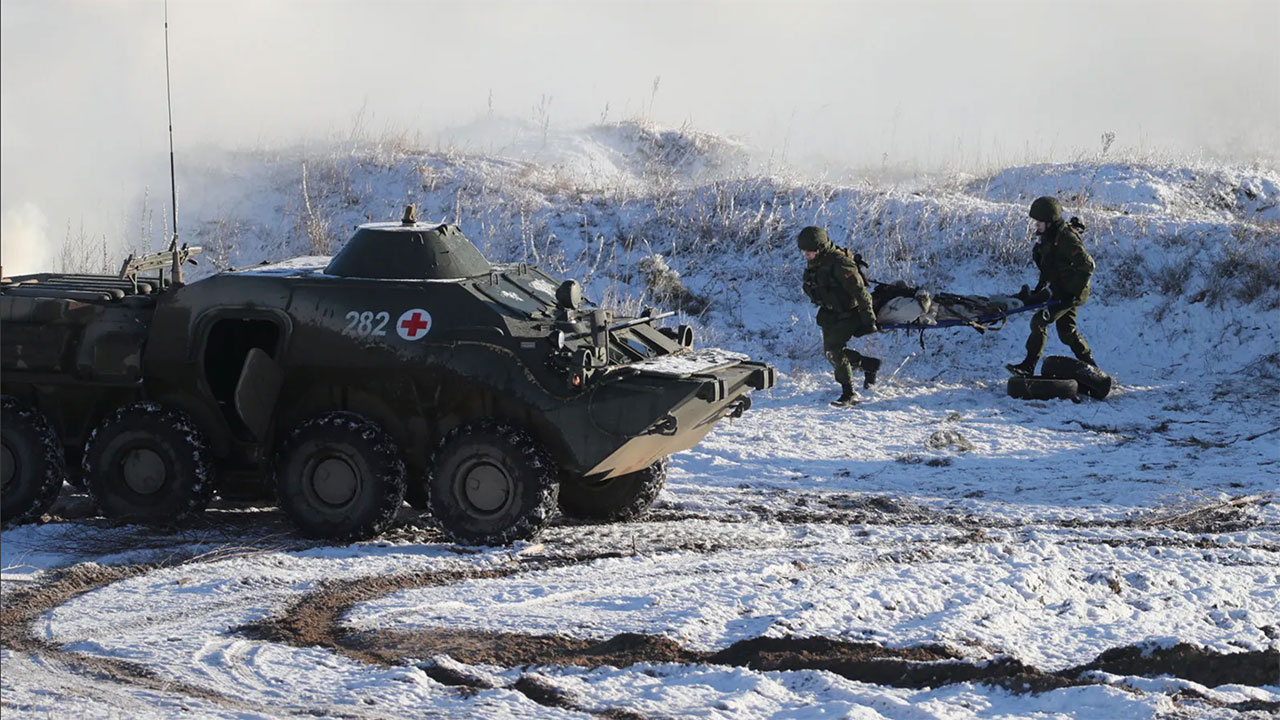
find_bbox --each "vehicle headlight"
[556,280,582,310]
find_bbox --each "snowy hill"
[179,119,1280,382]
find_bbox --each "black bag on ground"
[1041,356,1112,399]
[1007,377,1079,400]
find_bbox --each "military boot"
[1005,359,1036,377]
[830,383,858,407]
[860,356,882,388]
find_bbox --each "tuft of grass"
[1150,251,1197,298]
[638,253,707,315]
[58,219,115,274]
[299,161,334,255]
[925,429,974,453]
[1106,248,1149,299]
[1205,223,1280,308]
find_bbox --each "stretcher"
[872,284,1059,348]
[879,299,1058,332]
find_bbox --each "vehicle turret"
[324,205,490,280]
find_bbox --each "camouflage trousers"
[1025,303,1092,363]
[821,315,875,387]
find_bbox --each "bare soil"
[644,490,1275,536]
[1070,644,1280,688]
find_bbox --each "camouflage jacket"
[802,246,877,329]
[1033,221,1094,305]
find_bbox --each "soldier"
[1006,196,1097,377]
[798,226,882,406]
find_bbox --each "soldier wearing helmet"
[798,226,881,406]
[1006,196,1097,376]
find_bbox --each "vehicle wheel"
[1007,377,1078,401]
[1041,355,1113,399]
[274,412,406,541]
[559,458,667,522]
[83,402,215,523]
[2,396,67,526]
[428,420,559,545]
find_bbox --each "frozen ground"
[3,125,1278,718]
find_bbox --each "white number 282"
[343,310,390,337]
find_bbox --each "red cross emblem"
[396,308,432,341]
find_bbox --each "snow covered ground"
[3,124,1278,719]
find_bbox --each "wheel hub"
[121,448,167,495]
[311,457,359,507]
[1,441,16,494]
[460,459,511,513]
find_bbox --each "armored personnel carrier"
[1,208,775,544]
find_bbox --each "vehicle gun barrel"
[568,310,677,340]
[609,311,677,332]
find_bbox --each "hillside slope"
[180,120,1280,385]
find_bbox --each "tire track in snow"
[238,550,1280,705]
[236,549,654,718]
[0,562,363,718]
[5,517,1276,717]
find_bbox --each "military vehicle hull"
[1,215,775,543]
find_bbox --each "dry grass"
[1206,223,1280,308]
[180,122,1277,331]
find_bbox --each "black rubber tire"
[83,402,215,523]
[428,420,559,545]
[559,458,668,522]
[1041,355,1113,400]
[274,411,406,542]
[1,396,67,526]
[1007,377,1079,400]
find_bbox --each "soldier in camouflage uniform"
[1006,196,1097,376]
[798,226,882,406]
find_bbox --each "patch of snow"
[626,348,750,377]
[230,255,332,275]
[972,161,1280,222]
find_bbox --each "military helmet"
[796,226,831,251]
[1029,196,1063,222]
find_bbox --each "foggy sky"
[2,0,1277,273]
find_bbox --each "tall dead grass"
[189,122,1276,325]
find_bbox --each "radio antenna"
[164,0,178,254]
[162,0,188,285]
